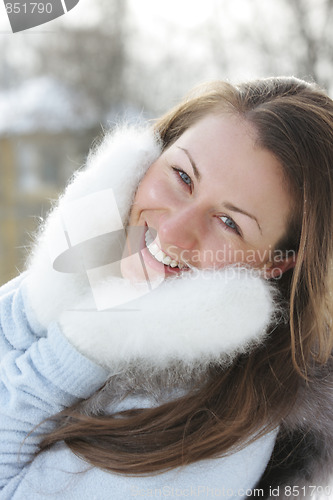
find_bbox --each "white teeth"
[155,250,165,261]
[145,230,154,246]
[144,229,186,269]
[149,243,159,256]
[163,255,172,265]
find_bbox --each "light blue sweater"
[0,275,277,500]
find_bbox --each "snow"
[0,76,98,135]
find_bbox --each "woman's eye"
[173,168,192,188]
[219,215,239,233]
[178,170,192,186]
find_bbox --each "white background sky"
[0,0,256,39]
[0,0,330,98]
[0,0,219,31]
[0,0,265,103]
[0,0,293,84]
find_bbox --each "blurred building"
[0,77,101,285]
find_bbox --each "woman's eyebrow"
[223,202,263,235]
[177,147,201,181]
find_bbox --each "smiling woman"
[122,113,293,283]
[1,77,333,499]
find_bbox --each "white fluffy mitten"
[25,126,161,327]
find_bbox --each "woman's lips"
[139,224,186,276]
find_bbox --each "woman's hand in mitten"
[24,126,161,328]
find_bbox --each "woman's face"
[121,114,294,283]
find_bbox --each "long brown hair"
[38,77,333,474]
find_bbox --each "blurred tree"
[286,0,333,88]
[0,0,130,285]
[2,0,332,114]
[203,0,333,92]
[35,0,128,119]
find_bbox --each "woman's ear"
[263,253,297,279]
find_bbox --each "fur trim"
[59,266,276,373]
[253,359,333,499]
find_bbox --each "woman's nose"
[158,207,203,250]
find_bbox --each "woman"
[1,76,333,499]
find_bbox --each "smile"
[144,229,188,270]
